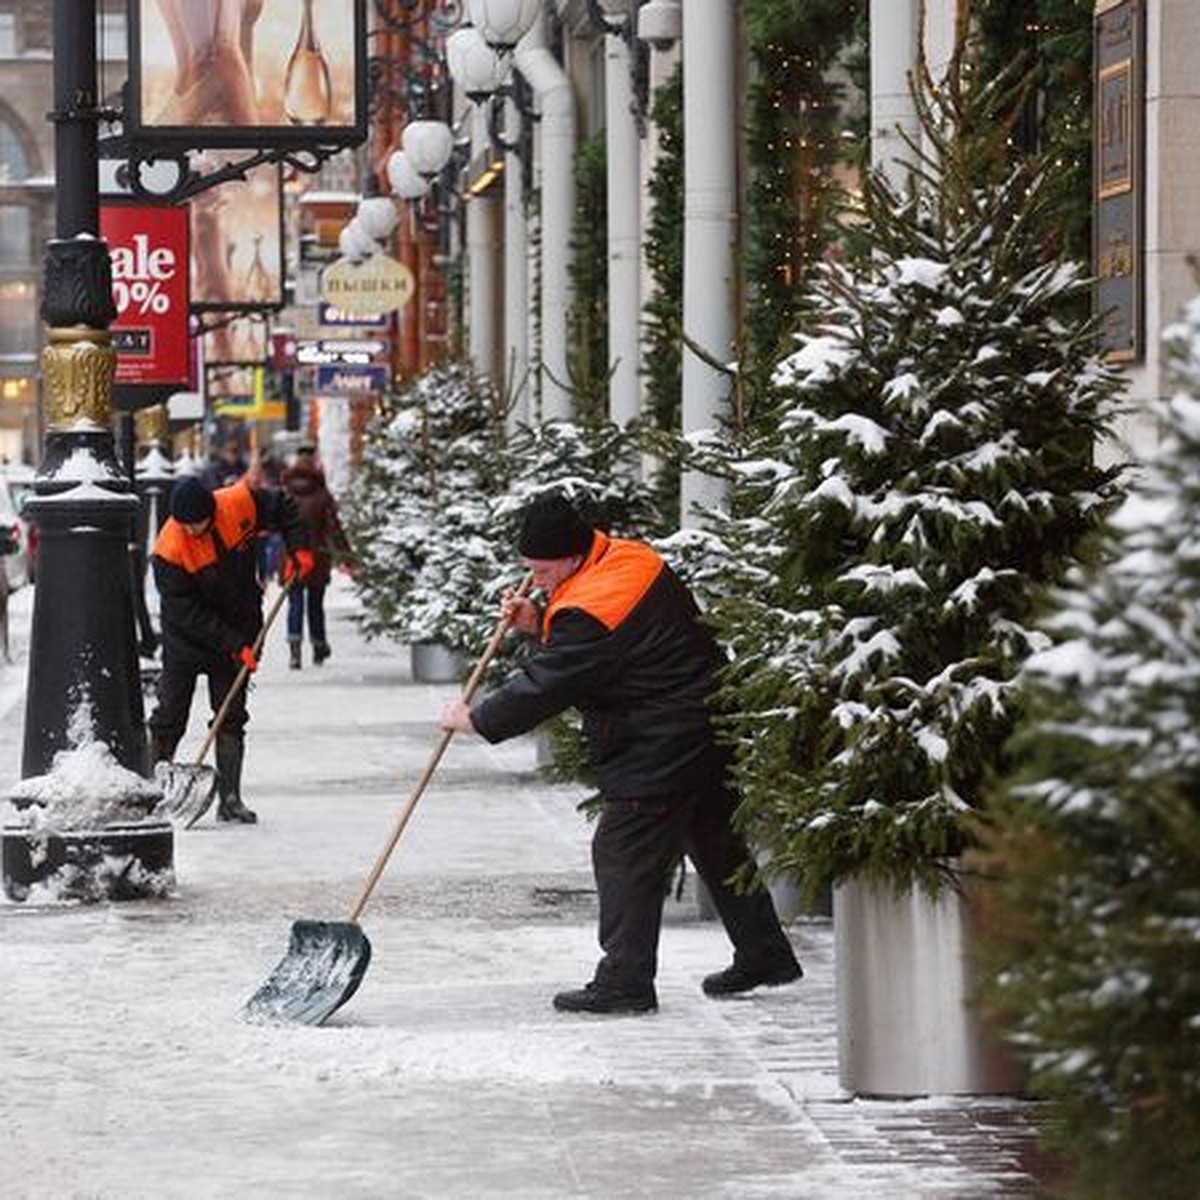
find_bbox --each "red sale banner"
[100,203,190,386]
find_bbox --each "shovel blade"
[153,762,219,827]
[242,920,372,1026]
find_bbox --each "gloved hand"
[237,645,258,673]
[283,548,315,583]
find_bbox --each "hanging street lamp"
[446,25,510,101]
[466,0,543,52]
[402,120,456,179]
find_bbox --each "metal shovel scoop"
[156,584,290,827]
[242,576,530,1026]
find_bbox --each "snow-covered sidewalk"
[0,578,1039,1198]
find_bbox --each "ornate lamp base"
[1,821,175,904]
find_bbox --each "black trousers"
[591,750,795,991]
[148,650,247,756]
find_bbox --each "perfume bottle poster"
[189,156,285,312]
[203,314,271,366]
[130,0,366,147]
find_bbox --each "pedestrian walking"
[280,442,351,669]
[149,475,313,823]
[201,435,249,491]
[440,493,801,1014]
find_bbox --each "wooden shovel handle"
[347,573,534,924]
[193,583,292,767]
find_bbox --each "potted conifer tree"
[705,37,1123,1094]
[344,362,506,681]
[976,294,1200,1194]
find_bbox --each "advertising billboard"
[190,156,285,312]
[100,202,191,387]
[128,0,367,149]
[203,314,270,365]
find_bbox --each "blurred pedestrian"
[440,493,801,1014]
[201,436,248,491]
[281,442,350,669]
[149,475,312,823]
[246,447,285,581]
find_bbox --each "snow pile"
[7,740,162,833]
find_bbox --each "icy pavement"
[0,579,1042,1199]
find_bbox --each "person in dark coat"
[201,436,248,491]
[280,443,350,669]
[149,475,311,823]
[440,493,801,1014]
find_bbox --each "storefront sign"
[1094,0,1144,362]
[296,339,388,365]
[318,302,389,328]
[319,255,414,315]
[315,365,388,393]
[101,202,190,387]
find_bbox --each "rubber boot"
[215,731,257,824]
[313,641,331,665]
[289,641,302,670]
[150,732,179,765]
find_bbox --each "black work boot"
[289,641,302,670]
[214,731,257,824]
[313,641,331,665]
[149,733,178,765]
[552,981,657,1015]
[702,954,802,998]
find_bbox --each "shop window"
[0,120,28,184]
[0,279,36,355]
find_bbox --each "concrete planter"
[835,874,1018,1097]
[2,821,175,904]
[411,642,467,683]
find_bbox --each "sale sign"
[100,202,190,386]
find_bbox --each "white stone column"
[503,111,530,430]
[870,0,921,186]
[466,108,502,385]
[605,30,642,429]
[680,0,736,525]
[516,13,575,422]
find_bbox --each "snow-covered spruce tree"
[706,41,1123,900]
[342,399,430,642]
[497,417,662,539]
[343,361,507,653]
[975,301,1200,1198]
[396,363,510,657]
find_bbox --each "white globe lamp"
[356,195,399,241]
[402,120,455,179]
[465,0,541,51]
[445,26,509,100]
[338,220,378,262]
[386,150,431,201]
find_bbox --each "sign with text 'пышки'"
[319,254,414,315]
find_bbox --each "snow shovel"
[155,583,291,828]
[242,575,531,1026]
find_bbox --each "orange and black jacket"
[470,532,725,798]
[152,480,303,663]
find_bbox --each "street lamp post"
[1,0,173,903]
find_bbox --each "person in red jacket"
[280,442,351,669]
[441,493,801,1014]
[150,475,311,823]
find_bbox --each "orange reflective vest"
[153,480,259,573]
[541,532,664,640]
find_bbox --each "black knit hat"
[517,493,593,559]
[171,477,216,524]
